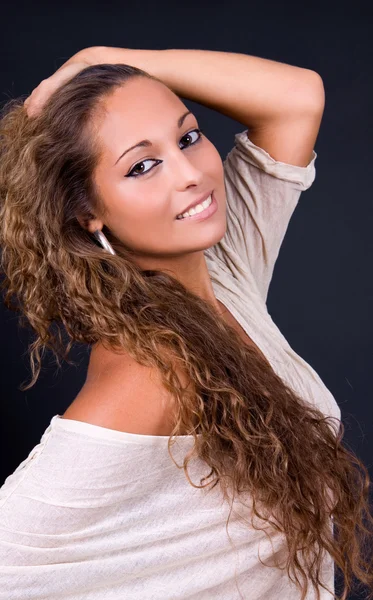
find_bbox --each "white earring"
[92,229,116,255]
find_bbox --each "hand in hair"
[24,58,92,117]
[23,45,166,118]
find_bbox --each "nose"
[171,148,204,191]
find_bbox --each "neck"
[134,250,222,315]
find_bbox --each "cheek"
[106,187,169,238]
[94,166,166,224]
[204,143,225,181]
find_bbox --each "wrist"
[87,46,166,72]
[68,46,168,82]
[77,46,112,65]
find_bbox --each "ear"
[76,215,104,234]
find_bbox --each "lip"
[175,191,218,223]
[176,190,213,219]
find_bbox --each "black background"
[1,2,372,598]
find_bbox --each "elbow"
[297,70,326,115]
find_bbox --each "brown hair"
[0,64,372,600]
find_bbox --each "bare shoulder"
[62,341,181,436]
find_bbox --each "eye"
[179,128,202,148]
[125,128,204,178]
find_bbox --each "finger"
[24,82,60,117]
[24,94,42,117]
[24,61,91,117]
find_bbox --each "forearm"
[83,46,325,129]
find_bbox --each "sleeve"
[209,129,317,303]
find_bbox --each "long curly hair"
[0,64,372,600]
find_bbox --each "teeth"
[178,194,212,219]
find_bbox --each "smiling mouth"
[176,193,213,220]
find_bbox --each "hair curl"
[0,64,372,600]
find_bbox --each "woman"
[0,46,372,600]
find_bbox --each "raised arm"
[26,46,325,167]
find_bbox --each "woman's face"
[91,77,227,267]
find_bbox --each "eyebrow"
[114,110,193,166]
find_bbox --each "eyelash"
[125,128,204,178]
